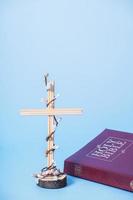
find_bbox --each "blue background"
[1,0,133,199]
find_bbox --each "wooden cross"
[20,75,83,172]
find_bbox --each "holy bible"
[64,129,133,191]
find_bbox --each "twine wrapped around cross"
[20,74,83,189]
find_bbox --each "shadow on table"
[67,175,75,186]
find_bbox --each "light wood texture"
[47,81,55,167]
[20,108,83,116]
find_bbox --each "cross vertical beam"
[47,81,55,168]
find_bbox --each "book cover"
[64,129,133,191]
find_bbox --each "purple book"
[64,129,133,191]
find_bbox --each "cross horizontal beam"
[20,108,83,116]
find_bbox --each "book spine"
[64,160,133,192]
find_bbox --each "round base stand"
[37,174,67,189]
